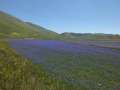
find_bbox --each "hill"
[0,11,120,40]
[61,32,120,40]
[0,11,60,39]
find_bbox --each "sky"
[0,0,120,34]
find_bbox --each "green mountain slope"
[61,33,120,40]
[26,22,61,39]
[0,11,60,39]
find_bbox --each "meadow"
[0,9,120,90]
[9,39,120,90]
[0,40,78,90]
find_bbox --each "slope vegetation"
[0,11,60,39]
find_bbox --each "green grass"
[0,41,79,90]
[42,52,120,90]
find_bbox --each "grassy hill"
[0,11,60,39]
[0,11,119,40]
[61,33,120,41]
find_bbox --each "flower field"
[10,40,120,90]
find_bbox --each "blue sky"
[0,0,120,34]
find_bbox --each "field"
[0,40,78,90]
[9,39,120,90]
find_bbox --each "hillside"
[0,11,60,39]
[61,33,120,40]
[0,11,120,40]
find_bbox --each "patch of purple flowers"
[10,40,120,58]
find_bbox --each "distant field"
[10,40,120,90]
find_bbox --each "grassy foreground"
[0,40,79,90]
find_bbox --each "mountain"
[0,11,119,40]
[0,11,60,39]
[26,22,61,39]
[61,32,120,40]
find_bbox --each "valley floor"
[8,39,120,90]
[0,40,78,90]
